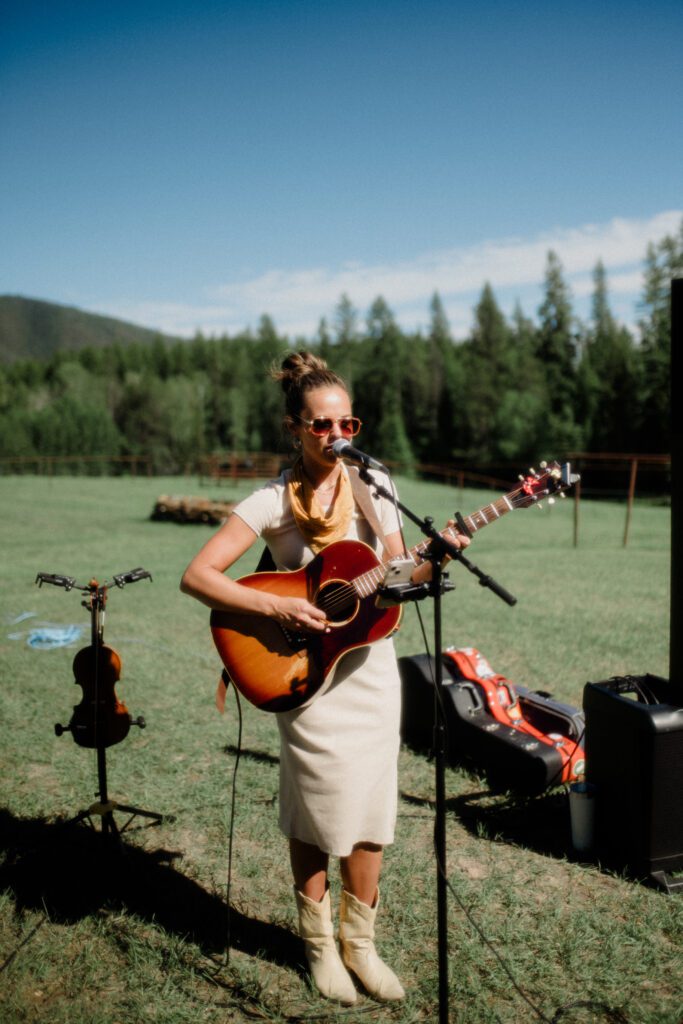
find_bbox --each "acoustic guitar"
[210,462,577,712]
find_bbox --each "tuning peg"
[548,497,555,505]
[536,502,543,510]
[540,460,547,469]
[559,492,566,499]
[518,474,525,482]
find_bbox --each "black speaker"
[583,675,683,892]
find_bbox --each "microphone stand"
[356,465,516,1024]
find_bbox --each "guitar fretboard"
[351,490,519,598]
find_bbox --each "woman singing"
[181,351,468,1004]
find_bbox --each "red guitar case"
[399,647,585,794]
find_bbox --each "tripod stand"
[68,739,164,839]
[37,567,164,840]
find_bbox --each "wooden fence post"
[623,457,639,547]
[573,477,581,547]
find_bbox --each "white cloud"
[98,210,681,339]
[101,301,240,339]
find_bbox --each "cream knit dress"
[232,466,402,857]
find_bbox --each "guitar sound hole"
[317,580,358,625]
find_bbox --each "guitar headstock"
[515,461,580,509]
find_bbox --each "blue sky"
[1,0,681,340]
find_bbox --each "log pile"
[151,495,236,525]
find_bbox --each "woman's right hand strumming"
[272,595,329,633]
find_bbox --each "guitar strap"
[347,466,392,554]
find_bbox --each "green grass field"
[0,474,680,1024]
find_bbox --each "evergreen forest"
[1,223,680,475]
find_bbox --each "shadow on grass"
[224,744,280,766]
[401,787,574,860]
[0,808,305,977]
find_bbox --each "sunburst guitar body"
[210,540,401,712]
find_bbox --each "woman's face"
[291,385,354,473]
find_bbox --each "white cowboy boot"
[294,887,357,1004]
[339,888,405,1001]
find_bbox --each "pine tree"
[316,317,332,361]
[536,251,581,452]
[334,294,359,346]
[214,338,251,452]
[249,316,287,451]
[426,292,462,461]
[637,219,682,450]
[578,261,639,452]
[461,283,515,460]
[332,293,359,391]
[494,303,547,462]
[360,297,414,469]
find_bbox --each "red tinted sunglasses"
[297,415,362,437]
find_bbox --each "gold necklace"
[303,463,341,494]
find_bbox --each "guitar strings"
[311,487,538,617]
[316,583,359,616]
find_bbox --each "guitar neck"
[412,489,517,556]
[351,487,521,598]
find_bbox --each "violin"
[67,584,131,748]
[38,569,151,749]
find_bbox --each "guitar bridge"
[279,625,309,651]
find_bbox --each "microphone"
[331,438,387,471]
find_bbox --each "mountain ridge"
[0,294,184,363]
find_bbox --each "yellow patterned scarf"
[287,458,355,553]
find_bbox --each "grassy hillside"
[0,295,182,363]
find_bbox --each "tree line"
[0,222,680,474]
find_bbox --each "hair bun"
[272,351,330,392]
[269,350,348,421]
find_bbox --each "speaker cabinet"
[583,675,683,891]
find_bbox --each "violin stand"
[69,743,164,840]
[37,568,166,843]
